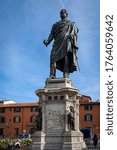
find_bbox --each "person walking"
[93,134,98,147]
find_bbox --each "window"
[0,108,5,113]
[14,116,20,123]
[48,96,52,100]
[84,114,92,121]
[84,105,92,110]
[14,128,19,136]
[14,107,21,112]
[30,116,36,123]
[54,96,58,100]
[60,96,64,100]
[0,116,5,123]
[31,107,38,112]
[0,128,3,137]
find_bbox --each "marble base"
[29,131,45,150]
[62,131,87,150]
[30,131,86,150]
[30,78,86,150]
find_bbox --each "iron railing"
[87,144,100,150]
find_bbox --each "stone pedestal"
[31,131,45,150]
[30,78,86,150]
[62,131,86,150]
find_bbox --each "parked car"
[80,128,92,144]
[18,134,31,139]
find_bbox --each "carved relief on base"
[45,103,65,131]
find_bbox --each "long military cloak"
[48,19,79,73]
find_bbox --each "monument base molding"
[62,131,86,150]
[30,78,86,150]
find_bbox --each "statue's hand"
[43,40,48,47]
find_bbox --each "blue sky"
[0,0,100,103]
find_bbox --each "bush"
[0,139,4,150]
[0,138,32,150]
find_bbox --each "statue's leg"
[63,55,69,78]
[50,62,56,78]
[71,120,75,130]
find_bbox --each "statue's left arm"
[74,23,79,47]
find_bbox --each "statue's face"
[60,9,68,19]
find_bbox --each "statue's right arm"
[43,24,55,47]
[43,33,53,47]
[47,33,53,44]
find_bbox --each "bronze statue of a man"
[67,106,75,130]
[44,9,79,78]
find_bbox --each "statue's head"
[60,9,68,19]
[69,106,74,112]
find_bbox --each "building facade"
[0,101,38,138]
[79,95,100,137]
[0,96,100,138]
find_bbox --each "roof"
[80,101,100,105]
[82,95,92,100]
[0,102,38,108]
